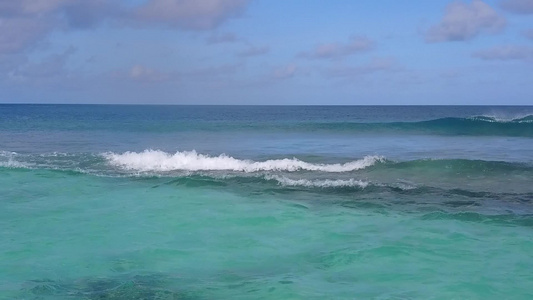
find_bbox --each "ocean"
[0,105,532,299]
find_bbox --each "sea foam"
[104,150,383,173]
[265,175,369,188]
[0,160,27,168]
[0,151,27,168]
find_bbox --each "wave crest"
[468,114,533,123]
[103,150,383,173]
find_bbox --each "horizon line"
[1,103,532,107]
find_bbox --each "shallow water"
[1,105,532,299]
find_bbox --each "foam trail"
[104,150,383,173]
[266,175,369,188]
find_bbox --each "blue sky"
[0,0,532,105]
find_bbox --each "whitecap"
[103,150,383,173]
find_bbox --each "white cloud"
[324,58,396,78]
[0,0,253,86]
[440,69,462,79]
[0,0,70,16]
[0,0,118,55]
[111,62,243,85]
[0,0,250,55]
[134,0,249,30]
[0,0,69,54]
[183,63,243,80]
[500,0,533,14]
[62,0,119,29]
[426,0,506,42]
[126,64,178,83]
[300,36,374,60]
[472,45,533,61]
[238,45,270,57]
[207,32,239,44]
[272,64,297,79]
[0,18,53,53]
[8,46,76,82]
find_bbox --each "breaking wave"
[0,151,28,168]
[467,114,533,123]
[103,150,383,173]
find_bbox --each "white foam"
[104,150,383,173]
[0,157,29,169]
[469,114,533,123]
[0,159,28,169]
[0,150,17,157]
[265,175,369,188]
[0,151,27,168]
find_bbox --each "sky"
[0,0,532,105]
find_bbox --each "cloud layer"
[238,46,270,57]
[473,45,533,61]
[324,58,396,78]
[135,0,249,30]
[426,0,505,42]
[0,0,250,54]
[500,0,533,14]
[300,36,374,59]
[0,1,532,105]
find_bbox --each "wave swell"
[297,116,533,137]
[104,150,383,173]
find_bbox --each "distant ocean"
[1,105,532,299]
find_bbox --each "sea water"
[0,105,532,299]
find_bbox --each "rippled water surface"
[1,105,532,299]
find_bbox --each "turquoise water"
[1,105,532,299]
